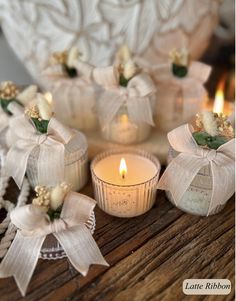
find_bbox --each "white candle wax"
[93,154,157,185]
[91,150,160,217]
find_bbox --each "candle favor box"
[91,148,161,218]
[0,82,38,148]
[0,183,108,297]
[93,56,156,145]
[158,112,235,216]
[136,49,212,132]
[41,47,99,132]
[5,93,88,191]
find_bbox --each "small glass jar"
[166,148,228,216]
[40,211,95,259]
[155,84,202,132]
[100,104,151,145]
[27,131,88,191]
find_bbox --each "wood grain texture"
[0,178,234,301]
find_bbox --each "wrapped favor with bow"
[0,81,38,148]
[158,112,235,216]
[6,93,88,191]
[0,184,108,296]
[41,47,99,132]
[136,48,212,132]
[93,47,156,144]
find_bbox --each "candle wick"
[122,173,125,180]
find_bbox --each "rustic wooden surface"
[0,177,234,301]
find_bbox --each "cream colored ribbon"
[6,115,74,188]
[93,66,156,126]
[157,124,235,215]
[135,59,211,118]
[0,192,108,296]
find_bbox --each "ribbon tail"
[98,92,123,126]
[37,142,65,186]
[0,231,45,296]
[127,97,154,126]
[208,162,235,215]
[6,142,36,188]
[55,225,108,276]
[157,153,206,205]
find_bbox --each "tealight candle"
[91,149,161,217]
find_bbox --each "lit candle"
[203,80,234,116]
[91,149,161,217]
[101,112,151,145]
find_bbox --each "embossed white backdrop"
[0,0,220,83]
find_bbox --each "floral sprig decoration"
[25,93,53,134]
[49,47,82,78]
[0,81,37,115]
[32,182,71,221]
[116,44,140,87]
[193,111,234,149]
[169,47,189,78]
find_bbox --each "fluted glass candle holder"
[91,149,161,217]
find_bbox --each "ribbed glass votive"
[100,104,151,145]
[91,149,161,218]
[27,131,88,191]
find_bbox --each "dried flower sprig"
[0,81,38,115]
[193,111,234,149]
[116,44,139,87]
[25,93,53,133]
[169,47,189,78]
[32,183,71,220]
[49,46,82,78]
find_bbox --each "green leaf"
[172,63,188,78]
[0,98,23,115]
[119,74,131,87]
[47,205,63,221]
[31,118,49,134]
[206,136,228,150]
[62,64,77,78]
[192,131,210,146]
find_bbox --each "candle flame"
[213,80,225,114]
[119,158,127,179]
[44,92,53,105]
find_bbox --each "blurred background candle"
[91,149,160,217]
[203,77,235,117]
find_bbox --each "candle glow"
[119,158,127,179]
[213,88,224,114]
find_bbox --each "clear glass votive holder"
[91,148,161,218]
[100,104,151,145]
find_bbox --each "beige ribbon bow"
[157,124,235,215]
[93,66,156,126]
[0,192,108,296]
[6,115,74,188]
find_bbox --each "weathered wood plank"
[0,179,234,301]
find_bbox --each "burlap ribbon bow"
[6,115,74,188]
[93,66,155,126]
[0,192,108,296]
[157,124,235,215]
